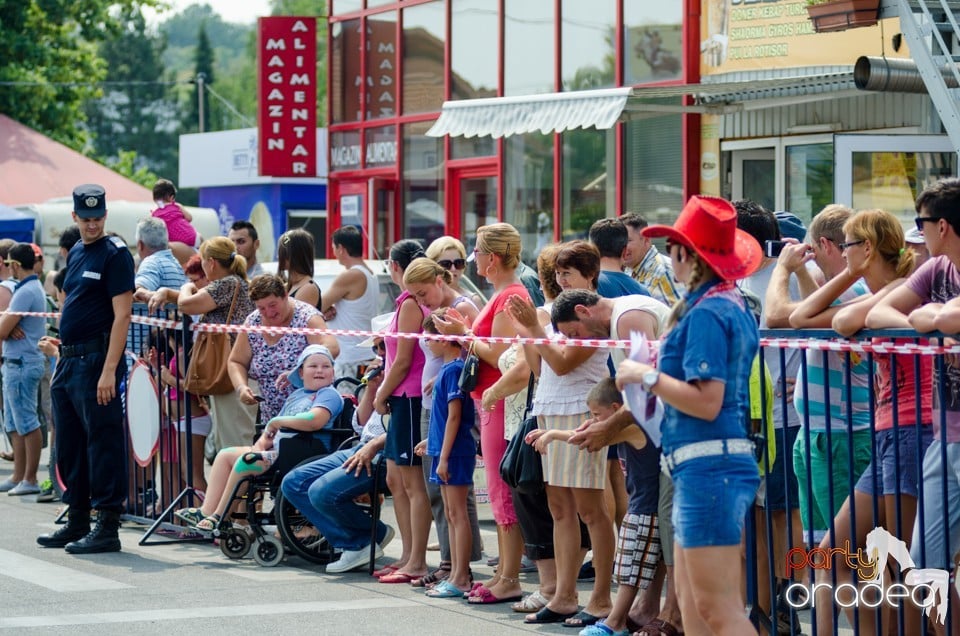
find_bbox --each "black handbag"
[458,341,480,393]
[499,374,543,494]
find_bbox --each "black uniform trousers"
[51,351,127,513]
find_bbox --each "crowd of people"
[7,175,960,636]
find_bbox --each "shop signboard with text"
[700,0,906,74]
[258,17,318,177]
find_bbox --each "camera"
[765,240,788,258]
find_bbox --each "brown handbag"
[184,281,241,396]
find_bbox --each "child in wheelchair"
[175,344,343,531]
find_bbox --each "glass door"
[368,178,397,261]
[835,134,956,226]
[452,166,498,290]
[732,148,776,212]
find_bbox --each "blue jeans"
[3,359,45,435]
[280,446,388,551]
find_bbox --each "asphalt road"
[0,451,559,636]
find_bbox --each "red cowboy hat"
[641,195,762,281]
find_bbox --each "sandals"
[525,607,580,624]
[411,562,451,588]
[512,590,549,613]
[372,563,400,578]
[174,507,206,527]
[563,610,605,628]
[579,621,631,636]
[424,580,464,599]
[636,618,681,636]
[195,513,221,532]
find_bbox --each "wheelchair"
[208,376,362,567]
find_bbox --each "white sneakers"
[7,480,41,496]
[327,544,383,573]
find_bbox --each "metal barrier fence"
[111,316,959,630]
[753,328,956,636]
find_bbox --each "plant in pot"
[806,0,880,33]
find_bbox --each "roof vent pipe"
[854,56,960,93]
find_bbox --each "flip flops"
[378,571,418,584]
[372,563,400,578]
[424,580,464,599]
[563,610,605,628]
[525,607,580,624]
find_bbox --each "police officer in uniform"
[37,184,134,554]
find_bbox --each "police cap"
[72,184,106,218]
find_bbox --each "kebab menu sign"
[258,17,317,177]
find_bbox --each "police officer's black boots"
[64,510,122,554]
[37,508,91,548]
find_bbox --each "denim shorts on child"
[856,425,933,497]
[428,453,476,486]
[670,452,759,548]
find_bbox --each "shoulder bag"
[184,280,241,396]
[499,373,543,494]
[458,340,480,393]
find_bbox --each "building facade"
[327,0,953,260]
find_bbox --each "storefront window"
[504,0,554,96]
[505,133,554,265]
[561,0,615,91]
[851,150,955,224]
[562,128,613,242]
[451,0,498,100]
[623,4,683,84]
[332,0,363,15]
[403,1,445,114]
[330,130,362,171]
[330,19,362,123]
[402,121,445,243]
[365,125,397,169]
[624,114,683,225]
[367,12,398,119]
[786,143,834,224]
[451,135,495,159]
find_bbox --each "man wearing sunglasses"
[867,177,960,582]
[322,226,378,379]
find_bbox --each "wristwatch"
[641,369,661,392]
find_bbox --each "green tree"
[0,0,161,149]
[84,7,181,181]
[107,150,161,189]
[184,24,216,133]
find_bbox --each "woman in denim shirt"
[617,196,762,635]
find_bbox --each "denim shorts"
[2,359,44,435]
[670,452,759,548]
[428,453,476,486]
[856,426,933,497]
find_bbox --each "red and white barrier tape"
[6,310,960,355]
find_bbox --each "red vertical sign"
[258,17,317,177]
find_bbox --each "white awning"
[426,72,857,139]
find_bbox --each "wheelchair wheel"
[220,528,251,560]
[253,535,284,567]
[275,490,335,564]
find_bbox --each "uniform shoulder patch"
[109,236,127,249]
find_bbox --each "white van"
[16,198,220,266]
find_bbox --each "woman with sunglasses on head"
[434,223,528,606]
[427,236,484,309]
[403,257,483,586]
[616,196,763,635]
[373,239,433,584]
[789,208,931,636]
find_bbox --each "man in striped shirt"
[621,213,681,306]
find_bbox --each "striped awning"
[426,72,857,139]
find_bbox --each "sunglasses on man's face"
[437,258,466,271]
[371,342,386,356]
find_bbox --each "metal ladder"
[891,0,960,152]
